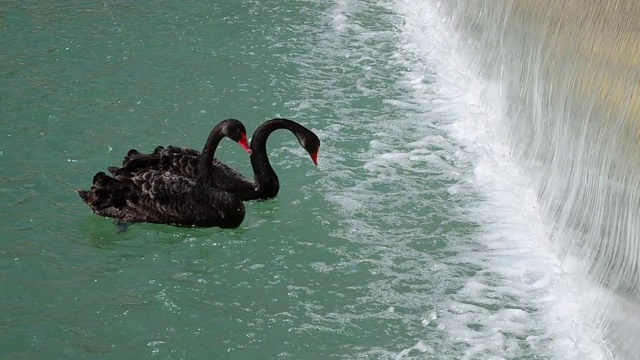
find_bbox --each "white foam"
[395,340,434,359]
[394,0,612,358]
[299,0,614,358]
[331,0,352,33]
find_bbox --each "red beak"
[310,150,318,166]
[239,133,252,154]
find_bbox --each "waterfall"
[437,1,640,357]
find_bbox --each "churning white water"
[393,0,615,358]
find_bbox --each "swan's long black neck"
[197,126,225,185]
[250,118,304,199]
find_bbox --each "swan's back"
[78,170,245,228]
[109,147,256,199]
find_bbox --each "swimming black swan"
[109,118,321,201]
[77,119,251,228]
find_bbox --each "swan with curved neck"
[246,118,320,199]
[78,119,251,228]
[109,118,321,201]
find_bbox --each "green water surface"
[1,1,481,359]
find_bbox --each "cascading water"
[3,0,636,358]
[433,1,640,358]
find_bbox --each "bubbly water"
[434,1,640,358]
[2,0,633,358]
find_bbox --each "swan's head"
[299,129,321,166]
[222,119,252,155]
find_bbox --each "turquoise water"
[1,1,614,359]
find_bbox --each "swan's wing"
[210,160,256,199]
[78,172,129,212]
[111,147,257,200]
[129,171,194,204]
[125,171,212,224]
[120,148,142,166]
[153,155,255,196]
[113,146,201,174]
[163,146,201,157]
[126,170,244,227]
[79,172,152,222]
[122,146,201,177]
[81,169,243,227]
[112,153,162,176]
[158,153,200,178]
[211,160,251,182]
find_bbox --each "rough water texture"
[438,1,640,358]
[1,0,634,359]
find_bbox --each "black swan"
[77,119,251,228]
[108,118,321,201]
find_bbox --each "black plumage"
[77,119,251,228]
[108,118,321,201]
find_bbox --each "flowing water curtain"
[439,0,640,357]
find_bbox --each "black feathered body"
[78,119,249,228]
[107,119,320,201]
[78,171,245,228]
[109,146,257,200]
